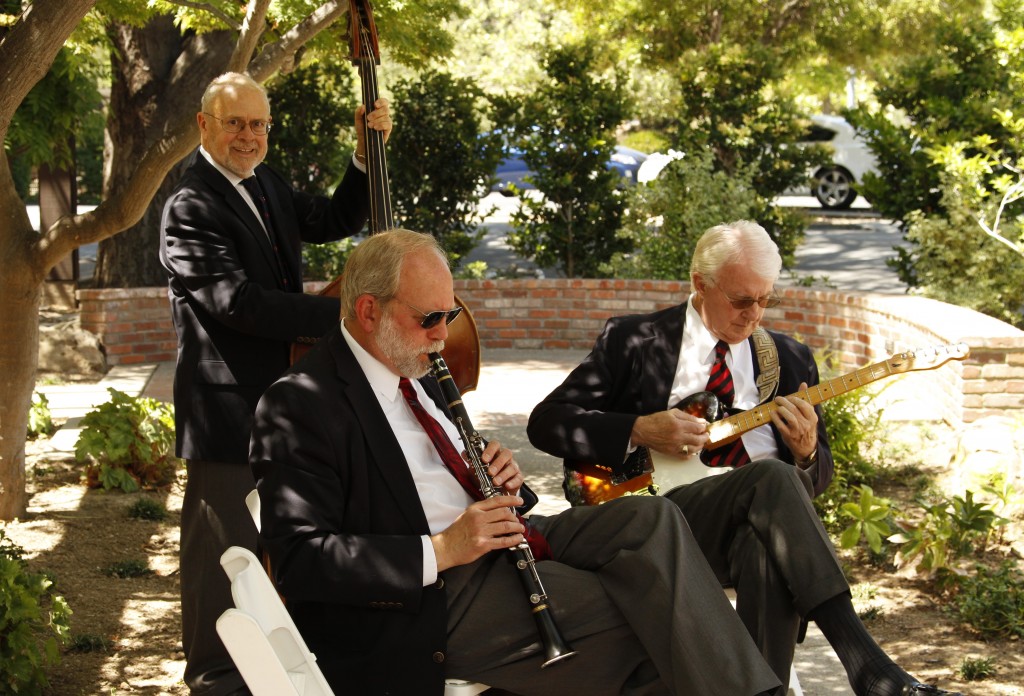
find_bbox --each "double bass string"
[355,13,394,231]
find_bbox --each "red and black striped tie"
[700,341,752,469]
[398,378,552,560]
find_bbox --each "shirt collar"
[199,146,247,188]
[340,319,402,403]
[686,293,734,365]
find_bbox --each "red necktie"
[700,341,752,468]
[398,378,551,560]
[241,176,291,290]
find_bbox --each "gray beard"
[377,310,444,379]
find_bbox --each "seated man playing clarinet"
[527,219,963,696]
[249,228,783,696]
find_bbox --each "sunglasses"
[718,287,782,310]
[400,300,463,329]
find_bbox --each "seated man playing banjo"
[527,220,964,696]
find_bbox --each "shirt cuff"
[352,153,367,173]
[421,535,438,587]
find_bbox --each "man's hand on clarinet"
[431,496,525,572]
[477,440,523,494]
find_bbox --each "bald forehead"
[202,76,269,114]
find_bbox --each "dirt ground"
[5,418,1023,696]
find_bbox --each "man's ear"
[352,294,381,332]
[692,272,707,294]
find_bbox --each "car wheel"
[813,167,857,209]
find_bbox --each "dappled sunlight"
[102,592,185,694]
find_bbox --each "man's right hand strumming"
[631,409,710,458]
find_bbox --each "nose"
[740,304,763,320]
[427,319,449,342]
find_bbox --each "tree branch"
[976,171,1024,259]
[229,0,271,73]
[248,1,349,82]
[36,116,200,271]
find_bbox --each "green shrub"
[74,388,179,493]
[837,485,894,554]
[607,148,758,280]
[505,40,631,278]
[959,656,997,682]
[27,391,55,439]
[953,561,1024,639]
[0,530,72,695]
[302,237,356,283]
[127,497,168,522]
[102,559,152,579]
[387,69,504,266]
[69,633,113,653]
[891,491,1006,578]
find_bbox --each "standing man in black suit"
[249,228,783,696]
[159,71,392,696]
[528,220,962,696]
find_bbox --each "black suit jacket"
[250,325,537,695]
[159,152,369,462]
[527,302,834,496]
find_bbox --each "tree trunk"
[0,154,42,520]
[93,19,232,288]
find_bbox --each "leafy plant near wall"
[27,392,54,440]
[0,529,71,695]
[953,561,1024,640]
[74,389,179,493]
[890,490,1007,579]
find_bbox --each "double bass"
[291,0,482,393]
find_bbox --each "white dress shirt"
[669,296,779,461]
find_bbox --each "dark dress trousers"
[527,302,850,688]
[249,325,782,696]
[159,151,369,695]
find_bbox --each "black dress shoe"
[901,682,965,695]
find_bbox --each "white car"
[803,114,878,209]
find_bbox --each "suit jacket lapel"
[194,156,289,289]
[328,331,431,533]
[640,303,687,413]
[251,167,300,288]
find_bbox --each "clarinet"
[428,352,577,668]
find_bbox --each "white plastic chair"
[221,492,488,696]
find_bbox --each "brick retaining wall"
[78,281,1024,426]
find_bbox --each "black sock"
[807,593,914,696]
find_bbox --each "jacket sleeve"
[250,371,427,610]
[771,335,835,497]
[527,317,644,474]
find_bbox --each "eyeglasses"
[718,287,782,310]
[203,112,273,135]
[401,300,463,329]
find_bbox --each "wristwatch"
[796,447,818,468]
